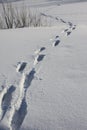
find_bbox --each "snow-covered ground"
[0,1,87,130]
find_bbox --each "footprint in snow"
[61,29,68,34]
[66,31,71,36]
[55,17,59,20]
[37,54,45,62]
[60,19,66,23]
[35,47,46,54]
[72,27,75,30]
[72,25,76,30]
[16,62,27,73]
[11,97,27,130]
[1,86,16,120]
[34,54,45,65]
[68,22,73,27]
[53,36,60,47]
[40,47,46,52]
[64,29,68,32]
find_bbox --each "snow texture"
[0,0,87,130]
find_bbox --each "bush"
[0,3,49,29]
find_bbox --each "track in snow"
[1,86,16,120]
[16,62,27,73]
[0,14,77,129]
[0,45,46,130]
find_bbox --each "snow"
[0,1,87,130]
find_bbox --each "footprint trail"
[0,14,77,130]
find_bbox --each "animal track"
[10,67,36,130]
[66,31,71,36]
[72,25,76,30]
[11,97,27,130]
[62,24,76,37]
[53,36,60,47]
[24,68,36,91]
[35,47,46,55]
[0,87,8,120]
[40,47,46,52]
[34,46,46,65]
[54,40,60,46]
[16,62,27,73]
[1,68,36,130]
[0,46,43,129]
[34,54,45,65]
[60,19,66,23]
[0,14,77,130]
[64,29,68,32]
[68,22,73,27]
[1,86,16,120]
[37,54,45,62]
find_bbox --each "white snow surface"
[0,1,87,130]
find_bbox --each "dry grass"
[0,3,49,29]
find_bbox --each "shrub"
[0,3,49,29]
